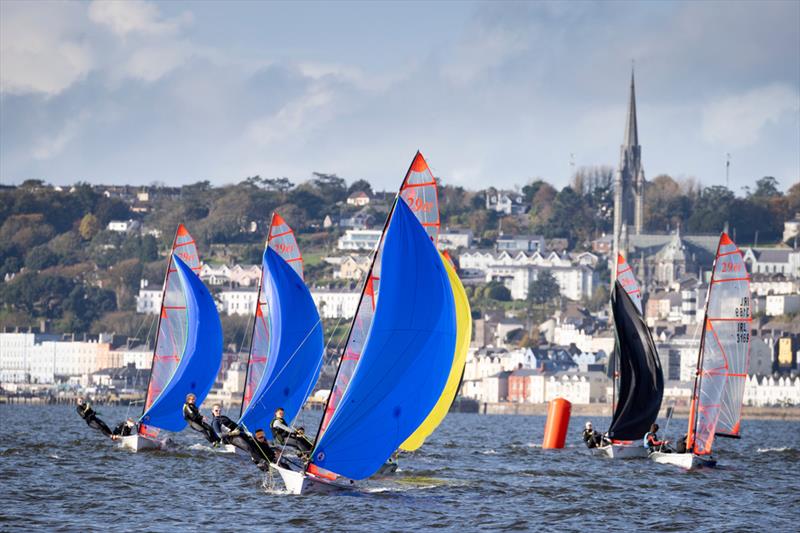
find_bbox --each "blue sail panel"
[140,255,223,432]
[312,201,456,480]
[239,247,324,432]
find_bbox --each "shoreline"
[476,402,800,421]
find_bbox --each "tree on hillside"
[347,179,373,197]
[263,177,294,193]
[312,173,348,204]
[528,271,560,305]
[685,186,734,234]
[485,281,511,301]
[25,245,58,271]
[79,214,100,240]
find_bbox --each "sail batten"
[687,232,751,454]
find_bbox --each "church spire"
[624,68,638,147]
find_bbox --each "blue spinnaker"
[311,201,456,480]
[140,255,223,432]
[239,247,324,431]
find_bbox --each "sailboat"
[271,157,458,494]
[119,225,223,451]
[594,254,663,459]
[236,213,323,443]
[317,151,443,459]
[650,232,751,469]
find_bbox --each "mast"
[688,235,723,454]
[140,225,182,420]
[238,213,273,419]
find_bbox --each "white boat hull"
[593,443,649,459]
[649,452,717,470]
[117,434,160,452]
[271,463,355,495]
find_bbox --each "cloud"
[121,42,194,83]
[31,114,88,160]
[701,84,800,148]
[246,84,336,146]
[88,0,191,38]
[0,1,93,96]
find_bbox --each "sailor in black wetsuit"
[270,407,312,455]
[182,393,220,445]
[208,402,276,469]
[111,418,136,440]
[76,397,113,438]
[582,421,603,449]
[252,429,278,469]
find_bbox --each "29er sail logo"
[403,190,434,213]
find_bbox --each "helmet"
[585,421,592,429]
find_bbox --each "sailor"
[582,421,603,449]
[76,397,113,438]
[675,433,688,454]
[110,418,137,440]
[251,429,278,469]
[210,404,238,438]
[182,393,220,446]
[643,423,670,453]
[270,407,312,454]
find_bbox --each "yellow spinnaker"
[400,251,471,451]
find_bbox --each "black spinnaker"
[607,281,664,441]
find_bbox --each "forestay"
[688,233,751,454]
[317,151,440,439]
[139,224,201,437]
[140,256,223,431]
[311,201,456,480]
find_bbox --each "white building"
[459,250,571,273]
[765,294,800,316]
[0,333,112,384]
[488,264,597,301]
[135,280,162,314]
[544,372,607,404]
[200,263,261,287]
[113,345,153,370]
[744,375,800,407]
[107,219,141,233]
[750,276,800,297]
[438,230,473,251]
[742,247,800,279]
[311,290,360,319]
[218,288,258,317]
[346,191,371,206]
[337,229,382,251]
[485,190,528,215]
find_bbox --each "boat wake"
[756,447,794,453]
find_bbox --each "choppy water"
[1,405,798,531]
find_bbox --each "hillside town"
[2,75,799,410]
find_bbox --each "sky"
[1,0,798,194]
